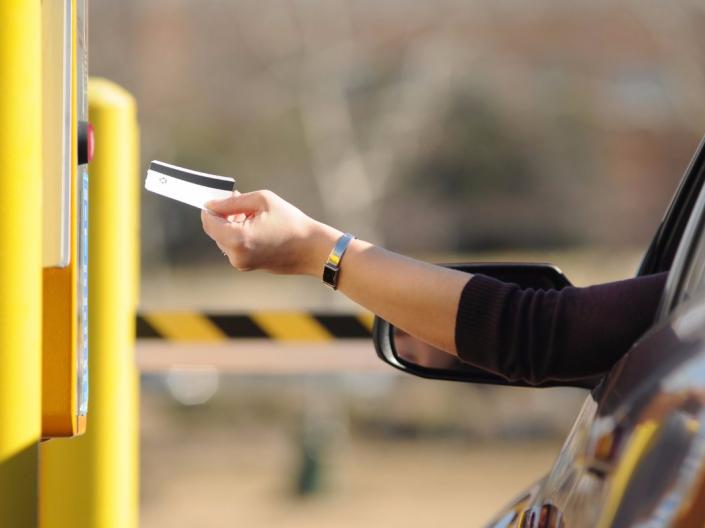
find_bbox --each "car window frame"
[638,134,705,279]
[651,135,705,319]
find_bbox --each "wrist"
[302,222,343,278]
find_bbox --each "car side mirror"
[373,263,596,389]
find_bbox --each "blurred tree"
[407,94,534,202]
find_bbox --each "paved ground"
[140,399,563,527]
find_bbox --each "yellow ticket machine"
[42,0,91,437]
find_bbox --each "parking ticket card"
[145,160,236,210]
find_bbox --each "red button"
[87,122,94,163]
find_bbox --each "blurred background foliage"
[89,0,705,526]
[91,0,705,264]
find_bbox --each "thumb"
[206,191,266,216]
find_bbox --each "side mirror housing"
[373,262,597,389]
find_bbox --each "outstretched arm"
[455,272,667,384]
[201,190,470,355]
[201,190,668,384]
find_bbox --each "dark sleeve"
[455,272,668,385]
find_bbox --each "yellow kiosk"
[40,1,141,526]
[42,0,91,439]
[0,2,43,527]
[2,1,138,524]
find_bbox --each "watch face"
[323,263,339,289]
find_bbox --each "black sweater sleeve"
[455,272,668,385]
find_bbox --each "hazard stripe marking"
[356,312,375,332]
[143,312,227,342]
[208,315,268,338]
[136,316,161,338]
[251,312,332,341]
[314,315,371,338]
[136,312,375,341]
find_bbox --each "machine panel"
[42,0,90,437]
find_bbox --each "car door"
[483,135,705,528]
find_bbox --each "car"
[373,135,705,527]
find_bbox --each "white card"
[145,160,236,210]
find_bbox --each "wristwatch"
[322,233,355,290]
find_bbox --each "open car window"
[639,135,705,278]
[656,135,705,318]
[660,183,705,316]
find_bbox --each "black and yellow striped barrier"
[137,312,374,341]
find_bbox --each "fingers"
[206,190,269,217]
[215,240,230,258]
[227,213,247,223]
[201,209,252,270]
[201,208,242,243]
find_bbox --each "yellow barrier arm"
[40,79,140,528]
[0,2,43,526]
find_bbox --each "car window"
[675,220,705,308]
[658,176,705,318]
[639,135,705,277]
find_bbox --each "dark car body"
[375,135,705,527]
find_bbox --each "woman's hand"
[201,190,342,276]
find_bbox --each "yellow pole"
[0,2,42,526]
[40,79,140,528]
